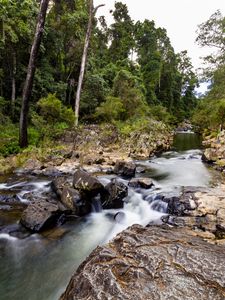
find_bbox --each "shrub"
[95,96,125,122]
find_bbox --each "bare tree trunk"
[19,0,49,148]
[11,50,16,119]
[74,1,104,126]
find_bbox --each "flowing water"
[0,132,217,300]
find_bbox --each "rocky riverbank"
[0,122,172,176]
[202,130,225,172]
[59,182,225,299]
[60,224,225,300]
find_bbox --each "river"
[0,132,217,300]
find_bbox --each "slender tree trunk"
[74,1,104,126]
[11,50,16,120]
[19,0,49,148]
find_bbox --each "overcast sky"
[94,0,225,71]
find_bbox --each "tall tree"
[196,10,225,78]
[0,0,38,118]
[108,2,135,63]
[19,0,49,148]
[74,0,104,126]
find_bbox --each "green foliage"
[80,73,109,117]
[37,94,62,123]
[37,93,75,126]
[149,105,177,125]
[0,0,203,152]
[95,96,125,122]
[0,121,20,156]
[30,94,75,144]
[115,116,168,136]
[113,69,149,119]
[192,98,225,131]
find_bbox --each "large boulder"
[101,179,128,209]
[114,160,136,178]
[60,224,225,300]
[73,169,104,197]
[61,187,91,216]
[20,199,62,232]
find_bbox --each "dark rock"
[51,176,72,198]
[73,169,104,197]
[20,199,62,232]
[94,157,105,164]
[101,179,128,209]
[114,160,136,178]
[60,224,225,300]
[61,187,91,216]
[150,200,167,213]
[166,196,187,216]
[128,177,154,189]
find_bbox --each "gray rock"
[101,179,128,209]
[128,177,154,189]
[51,176,72,197]
[73,169,104,197]
[60,224,225,300]
[61,187,91,216]
[20,199,61,232]
[114,160,136,178]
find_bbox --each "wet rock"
[101,179,128,209]
[73,169,104,197]
[114,160,136,178]
[60,224,225,300]
[128,177,154,189]
[20,199,62,232]
[0,223,30,239]
[136,166,146,174]
[0,194,20,204]
[166,196,188,216]
[164,185,225,235]
[61,187,91,216]
[150,200,167,213]
[51,177,72,198]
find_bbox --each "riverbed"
[0,132,219,300]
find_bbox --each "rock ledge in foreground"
[60,224,225,300]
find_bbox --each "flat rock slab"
[60,225,225,300]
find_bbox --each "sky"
[94,0,225,85]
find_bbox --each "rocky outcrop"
[114,160,136,178]
[101,179,128,209]
[162,185,225,238]
[202,130,225,171]
[60,224,225,300]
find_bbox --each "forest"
[0,0,224,156]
